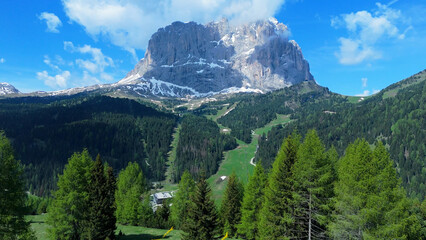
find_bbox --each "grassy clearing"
[27,215,49,240]
[27,214,240,240]
[208,114,291,204]
[346,96,364,103]
[116,225,182,240]
[205,103,237,132]
[159,124,181,192]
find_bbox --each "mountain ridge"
[1,18,314,99]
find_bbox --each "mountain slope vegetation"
[255,70,425,199]
[0,96,176,196]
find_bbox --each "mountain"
[4,18,313,99]
[0,82,20,95]
[118,18,314,97]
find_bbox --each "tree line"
[256,73,425,200]
[2,128,424,239]
[174,114,237,182]
[0,96,176,196]
[169,130,425,239]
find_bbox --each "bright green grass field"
[27,214,240,240]
[207,114,290,204]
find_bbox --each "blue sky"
[0,0,425,95]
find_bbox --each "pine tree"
[170,171,196,229]
[292,129,336,239]
[220,172,244,237]
[88,155,116,240]
[258,133,300,240]
[47,149,93,239]
[330,139,421,239]
[115,161,147,225]
[0,132,36,240]
[238,161,267,240]
[182,173,219,240]
[105,166,117,239]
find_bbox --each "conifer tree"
[115,161,147,225]
[330,139,421,239]
[170,171,196,229]
[88,155,116,240]
[238,161,267,240]
[0,132,36,240]
[105,166,117,239]
[292,130,335,239]
[47,149,93,239]
[182,173,219,240]
[220,172,244,237]
[258,133,300,239]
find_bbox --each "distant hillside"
[0,96,177,196]
[253,70,425,200]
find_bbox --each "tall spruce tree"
[238,161,267,240]
[115,161,147,225]
[220,172,244,237]
[258,133,300,240]
[182,173,219,240]
[330,139,421,239]
[47,150,93,239]
[88,155,116,240]
[0,132,36,240]
[170,171,196,229]
[105,166,117,239]
[292,129,336,239]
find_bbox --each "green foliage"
[182,174,219,240]
[218,81,332,143]
[0,132,36,240]
[258,133,300,239]
[115,162,147,225]
[256,73,425,200]
[330,140,421,239]
[0,95,176,196]
[152,200,171,229]
[174,115,233,182]
[25,194,50,215]
[170,171,196,229]
[220,172,244,237]
[88,155,116,240]
[292,130,336,239]
[47,149,93,239]
[238,162,267,240]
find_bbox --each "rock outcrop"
[119,18,314,97]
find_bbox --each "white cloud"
[333,2,410,65]
[37,70,70,89]
[39,12,62,33]
[62,0,286,56]
[43,55,61,70]
[64,41,114,73]
[0,58,5,63]
[356,89,380,96]
[361,77,368,88]
[356,90,371,96]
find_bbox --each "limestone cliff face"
[120,18,314,97]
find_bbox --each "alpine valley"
[0,17,425,239]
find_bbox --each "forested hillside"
[217,81,345,143]
[255,70,426,199]
[174,115,237,182]
[0,96,176,196]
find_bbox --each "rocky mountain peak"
[0,82,20,95]
[119,18,314,98]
